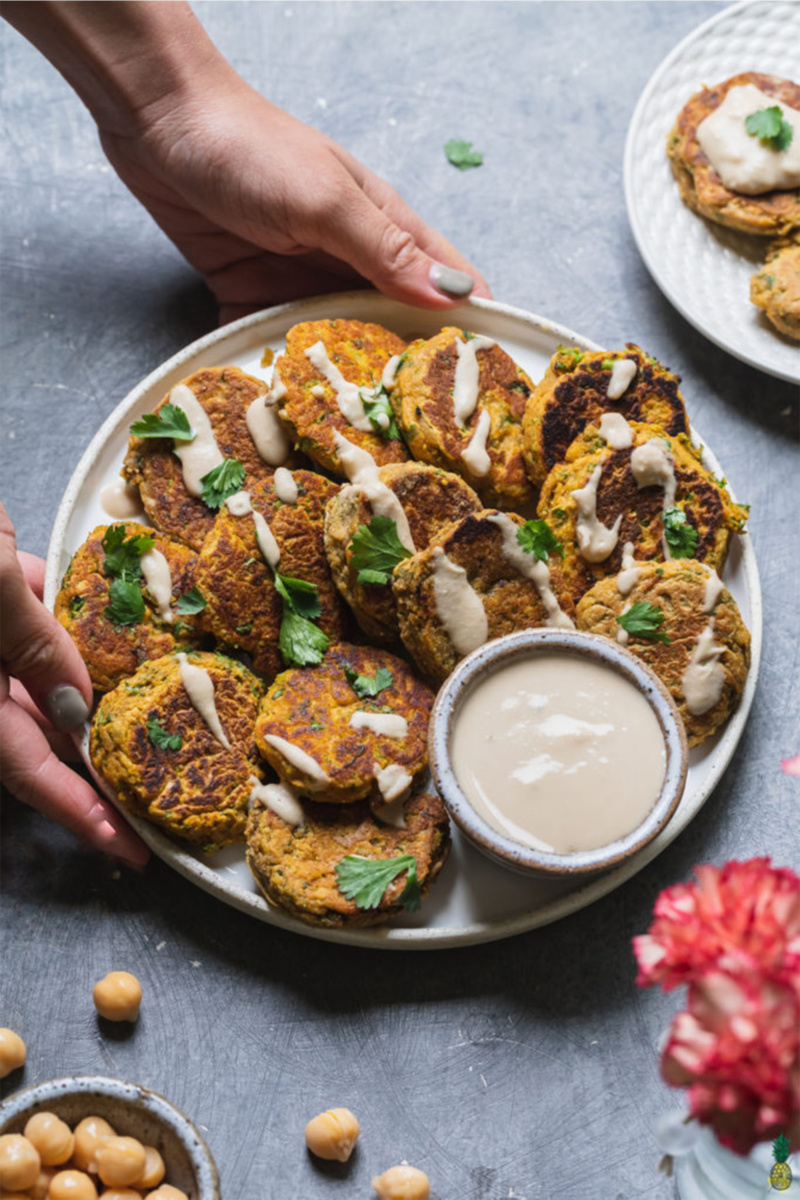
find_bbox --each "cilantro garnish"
[516,519,564,563]
[444,138,483,170]
[147,718,182,751]
[174,586,207,615]
[130,403,194,441]
[554,346,583,372]
[616,601,670,645]
[663,506,698,559]
[200,458,246,510]
[350,515,411,586]
[601,358,615,371]
[344,665,393,699]
[361,385,400,440]
[272,572,329,667]
[106,578,146,626]
[744,106,793,152]
[101,525,154,581]
[335,854,421,912]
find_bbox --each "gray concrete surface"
[1,3,798,1197]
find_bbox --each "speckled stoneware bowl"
[0,1075,220,1198]
[429,629,688,879]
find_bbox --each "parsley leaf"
[350,516,411,586]
[663,506,698,559]
[279,609,329,667]
[147,718,182,751]
[200,458,246,510]
[335,854,420,912]
[106,578,145,626]
[553,346,583,373]
[130,403,195,441]
[174,586,207,615]
[344,665,393,699]
[516,519,565,563]
[616,601,670,645]
[361,385,400,440]
[745,106,794,152]
[274,573,321,621]
[101,525,154,581]
[444,138,483,170]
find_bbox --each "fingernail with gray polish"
[46,685,90,732]
[430,263,475,298]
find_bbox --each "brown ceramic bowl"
[429,629,688,878]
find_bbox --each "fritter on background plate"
[750,232,800,340]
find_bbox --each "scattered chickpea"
[0,1133,40,1191]
[371,1164,431,1200]
[24,1110,75,1165]
[304,1107,360,1163]
[99,1190,142,1199]
[94,1136,146,1188]
[49,1168,99,1200]
[145,1186,190,1200]
[0,1028,27,1078]
[138,1145,166,1189]
[29,1165,56,1199]
[72,1116,117,1171]
[92,972,143,1022]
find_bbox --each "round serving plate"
[624,0,800,384]
[44,291,762,949]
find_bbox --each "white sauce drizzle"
[168,384,225,498]
[682,620,726,715]
[486,513,574,629]
[617,602,631,646]
[460,408,492,477]
[629,438,678,557]
[177,653,231,749]
[100,482,143,519]
[226,490,252,517]
[311,384,325,398]
[452,335,496,426]
[245,393,292,466]
[606,359,637,400]
[382,355,401,390]
[616,541,641,597]
[253,510,281,570]
[333,432,416,552]
[263,734,330,788]
[431,547,489,655]
[702,565,724,614]
[598,411,634,449]
[268,365,287,402]
[372,763,413,807]
[305,341,373,432]
[140,548,174,624]
[273,467,299,504]
[349,711,408,739]
[696,84,800,196]
[373,789,408,828]
[571,463,622,563]
[248,775,305,826]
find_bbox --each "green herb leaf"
[663,506,698,559]
[616,601,670,645]
[200,458,246,510]
[344,665,393,699]
[101,525,154,581]
[147,717,182,751]
[516,519,565,562]
[174,586,207,615]
[553,346,583,372]
[335,854,420,912]
[279,609,329,667]
[130,403,195,441]
[745,106,793,152]
[601,358,615,371]
[274,573,322,620]
[350,516,411,586]
[106,578,145,626]
[444,138,483,170]
[361,385,400,440]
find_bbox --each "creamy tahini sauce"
[245,393,292,466]
[452,335,496,425]
[263,734,330,788]
[629,438,678,557]
[253,510,281,570]
[382,355,401,390]
[599,412,633,449]
[682,621,726,715]
[703,565,724,613]
[249,775,305,826]
[305,341,373,432]
[349,711,408,738]
[431,547,488,655]
[460,408,492,477]
[373,788,408,827]
[274,467,299,504]
[373,763,412,806]
[452,654,666,854]
[616,542,641,597]
[177,653,231,750]
[333,432,416,552]
[226,490,252,517]
[617,602,632,646]
[268,365,287,402]
[696,84,800,195]
[606,359,637,401]
[169,384,225,498]
[100,482,143,519]
[571,463,622,562]
[140,548,174,623]
[486,513,574,629]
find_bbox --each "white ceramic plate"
[624,0,800,384]
[44,292,762,949]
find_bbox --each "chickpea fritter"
[536,422,749,606]
[55,523,202,693]
[254,644,434,806]
[750,233,800,340]
[391,327,534,508]
[323,461,483,646]
[522,345,689,487]
[576,560,751,746]
[272,319,409,477]
[245,789,450,928]
[194,469,350,680]
[91,651,265,850]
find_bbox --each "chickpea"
[71,1116,116,1172]
[0,1133,40,1190]
[24,1111,75,1166]
[371,1164,431,1200]
[137,1145,165,1190]
[92,972,142,1023]
[304,1108,360,1163]
[99,1190,142,1199]
[0,1028,26,1078]
[48,1169,99,1200]
[94,1137,146,1188]
[29,1165,56,1200]
[145,1187,189,1200]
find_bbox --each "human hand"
[0,504,148,868]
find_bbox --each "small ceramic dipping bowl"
[429,629,688,878]
[0,1075,220,1198]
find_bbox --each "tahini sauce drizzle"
[253,510,281,570]
[100,482,143,519]
[274,467,298,504]
[305,341,373,432]
[249,775,305,826]
[616,542,641,597]
[263,735,330,789]
[606,359,637,401]
[349,711,408,738]
[702,565,724,613]
[268,365,287,402]
[226,490,252,517]
[696,84,800,195]
[461,408,492,477]
[682,620,726,716]
[571,463,622,562]
[629,438,677,557]
[452,335,496,425]
[486,513,574,629]
[139,548,174,624]
[431,547,488,655]
[382,355,401,390]
[598,412,634,449]
[333,432,416,552]
[245,393,292,466]
[177,653,231,749]
[169,384,225,497]
[373,763,412,807]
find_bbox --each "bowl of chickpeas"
[0,1075,220,1199]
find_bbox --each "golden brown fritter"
[522,345,689,487]
[123,366,296,551]
[90,651,265,850]
[667,72,800,236]
[391,327,534,508]
[245,788,450,928]
[750,232,800,339]
[54,523,202,693]
[194,470,350,680]
[323,461,483,646]
[576,560,750,746]
[254,644,434,806]
[272,319,409,476]
[536,422,749,606]
[393,509,574,684]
